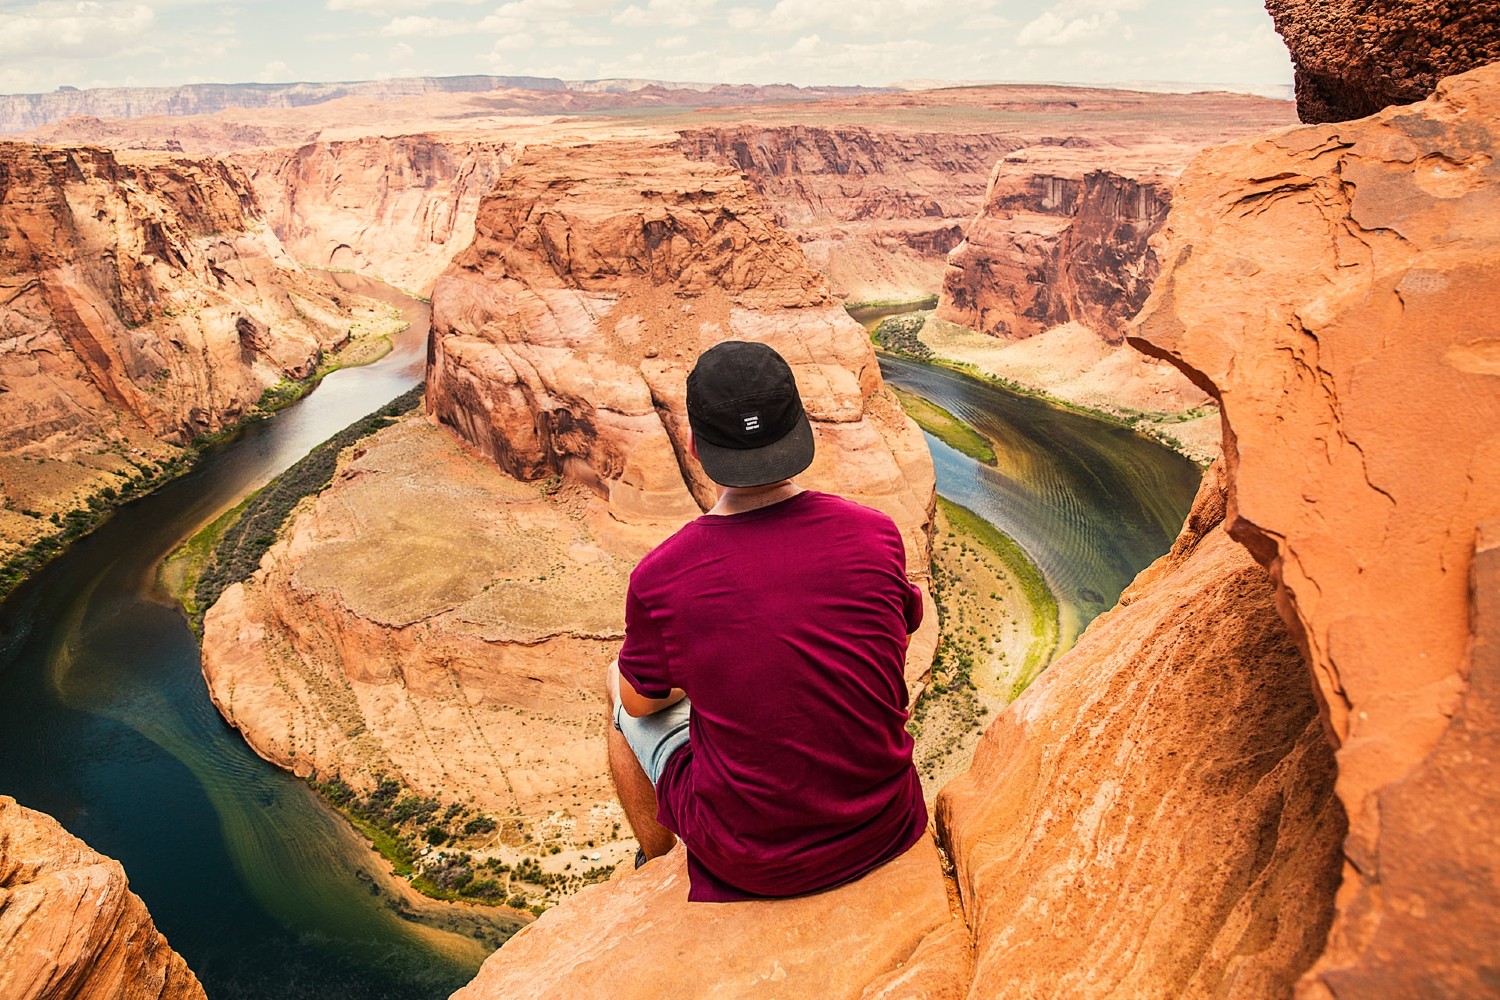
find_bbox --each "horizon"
[0,0,1294,96]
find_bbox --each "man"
[606,339,927,902]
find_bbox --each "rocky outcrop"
[936,145,1185,344]
[0,796,205,1000]
[449,463,1344,999]
[232,136,512,294]
[1265,0,1500,123]
[677,125,1015,302]
[452,837,970,1000]
[426,141,935,583]
[1131,62,1500,996]
[0,141,364,555]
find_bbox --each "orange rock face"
[232,136,512,294]
[452,838,969,1000]
[1131,63,1500,996]
[1265,0,1500,123]
[937,465,1343,997]
[0,796,205,1000]
[937,146,1180,344]
[0,143,353,455]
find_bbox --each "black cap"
[686,341,815,488]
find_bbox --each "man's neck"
[707,479,803,516]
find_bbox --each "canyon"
[0,141,390,567]
[4,9,1497,995]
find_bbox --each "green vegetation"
[0,452,196,601]
[312,771,612,912]
[939,497,1059,695]
[890,386,996,465]
[870,310,935,360]
[175,385,424,632]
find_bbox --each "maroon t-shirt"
[617,489,927,902]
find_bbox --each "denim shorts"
[612,696,691,785]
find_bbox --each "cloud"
[379,15,471,36]
[258,58,293,82]
[1016,9,1121,47]
[0,1,155,59]
[327,0,484,12]
[612,0,715,29]
[754,0,977,37]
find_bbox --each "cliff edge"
[1132,60,1500,996]
[0,797,205,1000]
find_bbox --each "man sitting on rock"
[606,340,927,901]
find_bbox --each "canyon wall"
[453,464,1345,999]
[936,145,1180,344]
[676,125,1017,303]
[231,135,512,294]
[1131,62,1500,996]
[0,142,362,557]
[0,796,205,1000]
[201,140,936,890]
[1265,0,1500,123]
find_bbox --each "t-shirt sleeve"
[903,576,924,635]
[617,583,674,699]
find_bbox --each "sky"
[0,0,1294,95]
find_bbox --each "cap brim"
[693,410,815,488]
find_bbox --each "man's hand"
[609,659,687,718]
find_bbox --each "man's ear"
[688,432,699,461]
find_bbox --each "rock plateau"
[0,796,205,1000]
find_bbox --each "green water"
[0,275,518,1000]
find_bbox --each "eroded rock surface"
[0,142,365,555]
[1131,62,1500,996]
[1265,0,1500,123]
[0,796,205,1000]
[233,136,512,294]
[452,838,969,1000]
[935,465,1343,998]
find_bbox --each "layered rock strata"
[232,136,512,293]
[0,142,361,552]
[0,796,205,1000]
[1265,0,1500,123]
[1131,62,1500,996]
[451,463,1345,998]
[677,125,1017,303]
[203,141,936,878]
[937,145,1186,344]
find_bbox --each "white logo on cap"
[741,412,761,433]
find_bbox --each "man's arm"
[610,659,687,718]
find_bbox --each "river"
[0,292,1197,999]
[0,275,514,1000]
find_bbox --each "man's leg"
[605,662,677,860]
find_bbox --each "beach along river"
[0,275,517,1000]
[0,287,1197,999]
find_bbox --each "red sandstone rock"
[0,142,354,455]
[232,136,512,294]
[1131,62,1500,996]
[0,797,205,1000]
[937,144,1197,344]
[936,466,1343,997]
[450,837,969,1000]
[1265,0,1500,124]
